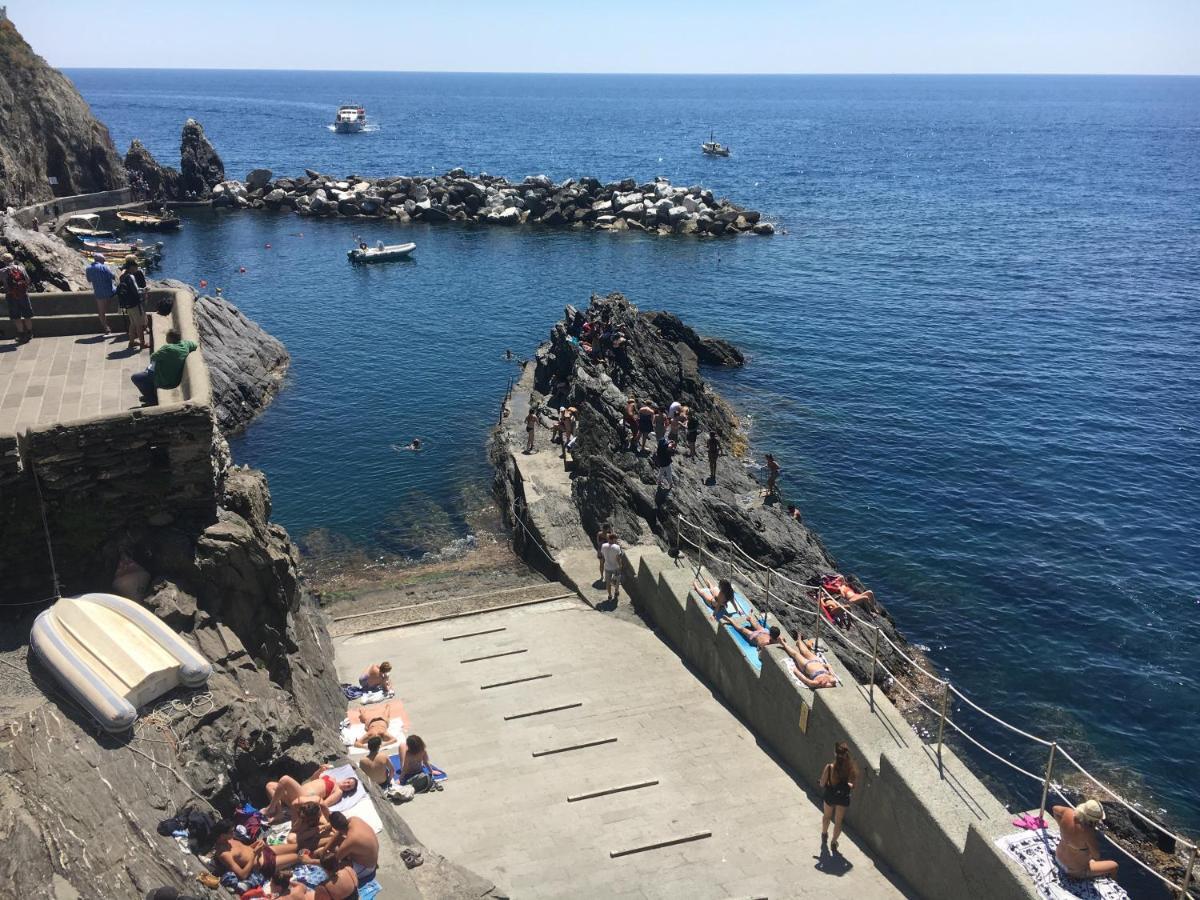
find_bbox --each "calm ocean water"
[68,70,1200,836]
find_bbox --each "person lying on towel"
[781,633,837,688]
[693,575,740,618]
[823,574,880,616]
[212,818,303,883]
[353,704,401,748]
[263,765,359,822]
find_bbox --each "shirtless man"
[358,736,395,789]
[781,633,837,688]
[263,765,358,822]
[212,818,302,882]
[290,801,337,859]
[358,661,392,693]
[352,704,399,748]
[325,811,381,885]
[305,856,360,900]
[1052,801,1118,880]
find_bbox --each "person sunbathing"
[729,619,781,648]
[398,734,432,784]
[352,704,399,748]
[263,765,358,822]
[212,818,303,882]
[693,575,739,618]
[357,736,395,789]
[304,856,361,900]
[824,574,879,615]
[358,661,392,693]
[781,634,837,688]
[1052,800,1118,880]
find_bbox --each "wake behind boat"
[333,103,367,133]
[347,241,416,263]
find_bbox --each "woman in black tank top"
[820,741,858,854]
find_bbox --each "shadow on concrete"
[106,346,141,360]
[74,334,108,345]
[0,343,18,354]
[815,845,854,876]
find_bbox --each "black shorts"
[6,296,33,320]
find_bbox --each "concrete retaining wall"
[11,188,134,226]
[626,547,1038,900]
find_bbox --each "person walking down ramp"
[820,741,858,854]
[601,531,624,602]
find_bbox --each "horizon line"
[56,66,1200,78]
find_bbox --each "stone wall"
[629,546,1040,900]
[10,187,133,227]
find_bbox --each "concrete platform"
[0,332,148,434]
[336,597,915,900]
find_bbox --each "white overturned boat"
[31,593,211,732]
[347,242,416,264]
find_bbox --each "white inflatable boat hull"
[30,593,212,732]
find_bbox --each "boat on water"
[701,129,731,157]
[347,242,416,263]
[116,210,182,231]
[62,213,116,239]
[79,235,163,255]
[31,592,212,733]
[333,104,368,134]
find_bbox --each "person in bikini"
[300,855,360,900]
[693,575,777,646]
[398,734,432,785]
[781,632,837,688]
[263,765,358,822]
[1052,800,1118,880]
[729,620,782,648]
[352,704,399,748]
[213,819,302,883]
[324,812,380,887]
[824,574,880,616]
[357,736,395,789]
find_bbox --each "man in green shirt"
[131,328,198,405]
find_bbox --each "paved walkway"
[336,598,914,900]
[0,333,147,434]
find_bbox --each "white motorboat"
[347,242,416,263]
[63,213,117,239]
[333,104,367,133]
[701,129,731,157]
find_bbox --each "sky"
[7,0,1199,74]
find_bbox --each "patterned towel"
[995,830,1129,900]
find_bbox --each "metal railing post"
[869,625,881,712]
[765,568,772,610]
[1179,844,1197,899]
[813,599,823,655]
[1038,742,1058,823]
[935,681,950,774]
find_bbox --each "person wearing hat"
[116,254,148,350]
[0,251,34,344]
[1051,799,1118,879]
[85,252,117,334]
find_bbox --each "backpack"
[5,265,28,301]
[117,271,143,307]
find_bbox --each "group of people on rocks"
[565,305,632,378]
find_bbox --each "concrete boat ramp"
[335,595,913,899]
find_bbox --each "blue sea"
[67,70,1200,841]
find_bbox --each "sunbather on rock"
[358,661,392,693]
[263,765,358,822]
[212,818,303,882]
[325,811,380,885]
[781,633,838,688]
[824,574,879,616]
[358,736,396,789]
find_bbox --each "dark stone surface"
[178,118,225,200]
[644,310,746,367]
[124,138,182,201]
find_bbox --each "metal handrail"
[674,514,1197,897]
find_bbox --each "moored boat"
[62,213,116,239]
[347,242,416,263]
[334,104,367,134]
[116,210,182,231]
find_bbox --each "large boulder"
[178,118,225,199]
[245,168,273,191]
[124,139,181,201]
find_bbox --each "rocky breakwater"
[212,167,776,236]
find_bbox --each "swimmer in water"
[504,349,514,360]
[390,439,423,453]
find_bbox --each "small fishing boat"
[63,213,116,239]
[701,129,731,157]
[77,246,162,269]
[347,242,416,263]
[116,210,182,231]
[334,104,368,134]
[79,235,164,256]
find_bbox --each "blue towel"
[714,590,765,671]
[388,755,447,783]
[358,879,382,900]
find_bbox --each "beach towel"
[341,683,364,699]
[995,830,1129,900]
[358,688,393,704]
[358,880,382,900]
[712,590,766,671]
[785,649,842,688]
[342,718,406,760]
[389,755,447,783]
[323,764,367,813]
[349,793,385,834]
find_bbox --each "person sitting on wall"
[262,766,358,823]
[131,327,197,406]
[358,660,392,693]
[1052,800,1119,880]
[781,632,837,688]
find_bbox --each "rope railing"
[674,514,1198,898]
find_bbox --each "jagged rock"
[179,118,225,199]
[754,222,775,236]
[644,310,746,368]
[245,168,273,190]
[0,214,88,290]
[124,139,182,201]
[0,19,127,207]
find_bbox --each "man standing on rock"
[707,430,723,483]
[85,252,117,334]
[1,252,34,345]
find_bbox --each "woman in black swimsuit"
[820,741,858,853]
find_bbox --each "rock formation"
[0,212,88,290]
[0,18,126,208]
[124,138,181,201]
[214,168,775,237]
[178,118,225,200]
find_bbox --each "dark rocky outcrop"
[644,310,745,367]
[124,138,181,201]
[0,212,88,290]
[178,118,225,200]
[0,19,127,208]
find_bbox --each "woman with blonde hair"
[820,741,858,853]
[1051,800,1118,879]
